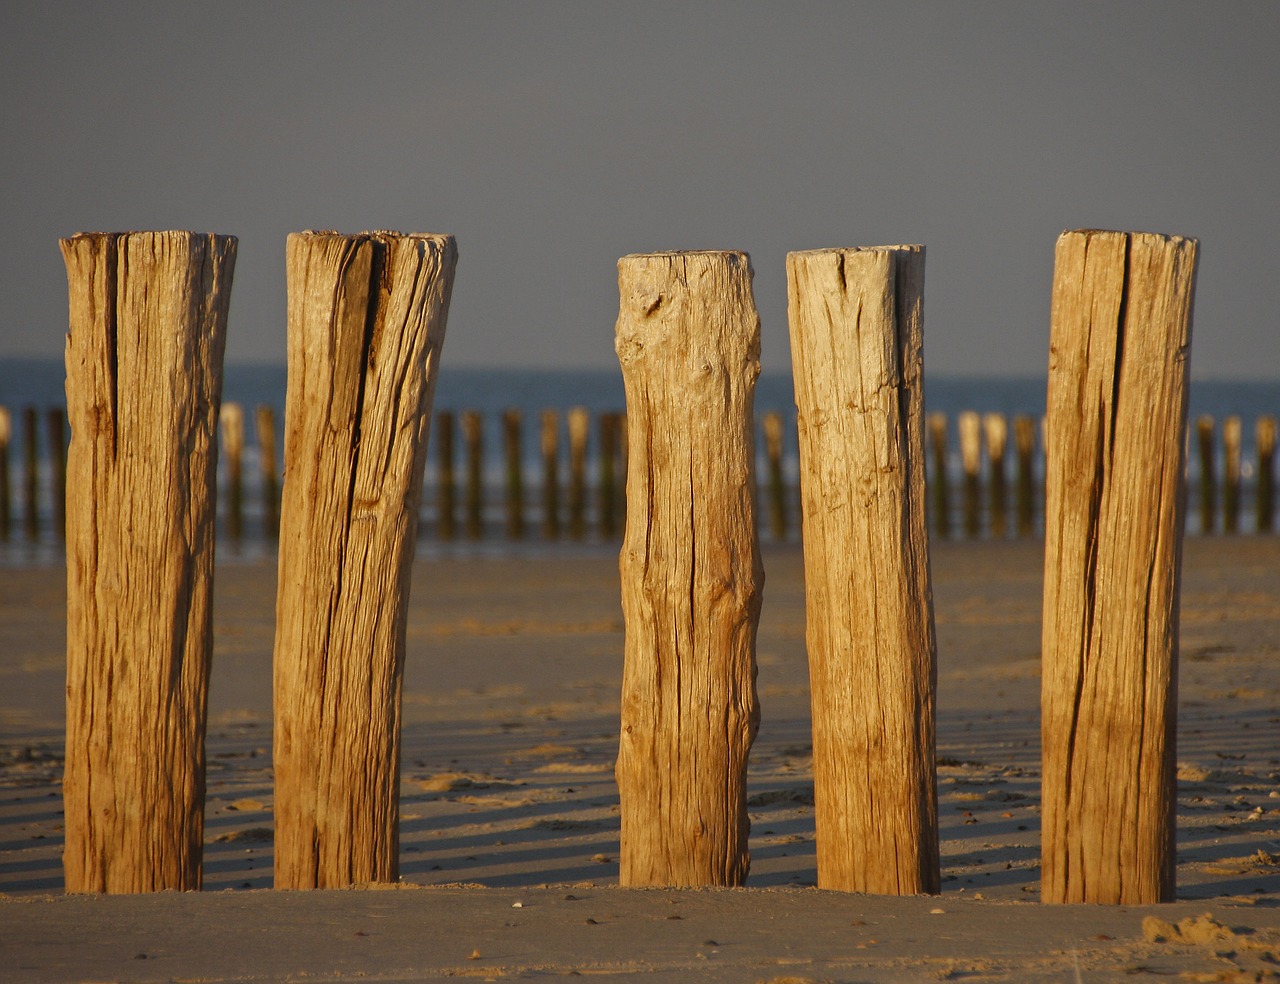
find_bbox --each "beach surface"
[1,537,1278,981]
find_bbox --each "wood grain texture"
[273,230,456,889]
[786,246,940,894]
[1041,229,1198,905]
[614,250,763,887]
[61,230,235,893]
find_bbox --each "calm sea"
[1,356,1277,561]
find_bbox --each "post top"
[787,244,923,259]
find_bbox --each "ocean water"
[1,356,1277,559]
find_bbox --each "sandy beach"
[1,537,1278,981]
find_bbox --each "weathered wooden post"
[254,405,279,539]
[435,411,456,539]
[615,250,763,887]
[1195,415,1215,534]
[787,245,939,894]
[219,403,245,541]
[22,406,38,541]
[567,407,588,539]
[959,410,982,537]
[1222,415,1241,534]
[462,410,483,539]
[984,412,1008,539]
[541,409,560,539]
[927,412,950,537]
[46,408,67,540]
[61,230,236,892]
[1013,414,1037,537]
[0,407,10,540]
[502,408,524,539]
[762,411,788,541]
[273,230,456,890]
[1257,416,1276,533]
[1041,229,1197,905]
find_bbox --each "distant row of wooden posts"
[0,402,1275,544]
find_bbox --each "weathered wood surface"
[1041,229,1198,905]
[61,230,236,892]
[786,245,939,895]
[614,250,763,887]
[273,230,456,889]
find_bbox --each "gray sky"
[3,2,1277,378]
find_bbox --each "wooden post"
[927,412,950,538]
[1257,416,1276,533]
[598,412,618,538]
[435,410,456,540]
[1222,415,1241,534]
[787,245,939,895]
[0,407,10,540]
[567,406,588,539]
[1041,229,1197,905]
[614,250,763,887]
[984,412,1008,539]
[462,410,483,539]
[273,230,456,890]
[22,406,39,541]
[959,410,982,538]
[762,411,787,541]
[219,403,245,541]
[1195,415,1215,534]
[46,408,67,540]
[541,409,560,539]
[61,230,236,892]
[254,405,279,539]
[503,408,524,539]
[1013,414,1037,537]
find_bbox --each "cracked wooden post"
[787,245,940,895]
[273,230,456,889]
[614,250,763,887]
[61,230,236,892]
[1041,229,1197,905]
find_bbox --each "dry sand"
[1,537,1277,981]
